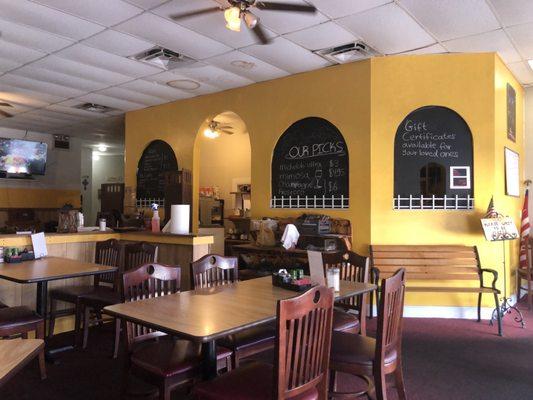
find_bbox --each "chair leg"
[528,278,532,310]
[159,381,172,400]
[36,321,47,380]
[83,305,91,349]
[231,352,239,369]
[113,318,121,359]
[48,298,57,339]
[369,291,374,319]
[373,368,387,400]
[95,310,104,327]
[74,301,82,347]
[493,293,502,337]
[393,364,407,400]
[477,292,482,322]
[329,370,338,393]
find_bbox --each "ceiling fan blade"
[220,129,235,135]
[251,24,270,44]
[0,109,13,118]
[0,102,13,107]
[169,7,221,20]
[255,2,316,13]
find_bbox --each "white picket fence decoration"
[393,194,474,210]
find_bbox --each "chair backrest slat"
[375,268,406,365]
[94,239,120,288]
[276,285,333,399]
[122,263,180,349]
[123,242,158,272]
[190,254,238,289]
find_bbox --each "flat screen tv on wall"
[0,138,48,176]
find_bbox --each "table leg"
[201,340,217,380]
[35,281,48,329]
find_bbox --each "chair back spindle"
[191,254,238,289]
[122,263,181,350]
[124,242,158,272]
[276,285,334,399]
[93,239,121,288]
[375,268,406,367]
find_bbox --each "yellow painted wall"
[125,53,524,307]
[0,188,80,209]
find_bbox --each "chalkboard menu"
[271,117,349,209]
[136,140,178,200]
[394,106,473,207]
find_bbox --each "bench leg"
[493,293,502,337]
[477,292,482,322]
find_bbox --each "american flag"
[484,196,499,218]
[519,189,530,269]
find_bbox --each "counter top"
[0,230,213,247]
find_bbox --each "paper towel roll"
[170,204,190,234]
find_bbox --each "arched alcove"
[271,117,349,209]
[394,106,473,210]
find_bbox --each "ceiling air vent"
[74,103,117,113]
[130,46,197,70]
[314,41,380,64]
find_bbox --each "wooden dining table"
[0,256,117,359]
[104,276,376,380]
[0,338,44,387]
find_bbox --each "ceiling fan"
[203,120,235,138]
[0,102,13,118]
[170,1,317,45]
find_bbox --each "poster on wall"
[504,147,519,197]
[507,83,516,142]
[449,166,471,189]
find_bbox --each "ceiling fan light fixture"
[224,6,241,32]
[243,11,258,29]
[203,127,221,139]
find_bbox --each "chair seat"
[79,287,121,307]
[0,306,43,330]
[131,337,232,379]
[193,361,318,400]
[218,324,276,352]
[49,285,102,302]
[333,309,360,333]
[331,331,397,367]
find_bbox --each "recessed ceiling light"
[230,60,255,70]
[167,79,201,91]
[528,59,533,70]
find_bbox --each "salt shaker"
[326,267,340,292]
[99,218,107,232]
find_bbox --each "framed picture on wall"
[504,147,519,197]
[507,83,516,142]
[450,166,471,189]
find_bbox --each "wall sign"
[394,106,474,210]
[271,117,349,209]
[136,140,178,200]
[504,147,519,197]
[507,83,516,142]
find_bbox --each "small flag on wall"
[519,189,530,269]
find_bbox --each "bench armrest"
[479,268,499,292]
[370,266,380,285]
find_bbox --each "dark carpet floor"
[2,305,532,400]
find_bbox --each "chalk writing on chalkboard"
[136,140,178,200]
[271,117,349,209]
[393,106,473,210]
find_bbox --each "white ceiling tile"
[242,37,330,73]
[44,104,108,119]
[310,0,391,18]
[116,13,231,59]
[56,44,162,78]
[123,0,170,10]
[507,61,533,85]
[32,55,136,85]
[152,0,274,48]
[206,50,289,82]
[253,0,328,34]
[12,66,109,92]
[442,29,521,63]
[75,93,147,111]
[284,21,358,51]
[506,22,533,59]
[0,0,105,40]
[0,83,59,107]
[120,79,193,100]
[0,18,73,53]
[33,0,143,26]
[337,3,435,54]
[174,64,254,90]
[399,0,500,41]
[489,0,533,27]
[0,74,85,98]
[144,71,215,96]
[401,43,447,55]
[82,30,155,57]
[27,109,88,122]
[97,86,169,106]
[0,59,22,74]
[0,40,46,64]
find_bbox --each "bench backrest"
[369,245,481,281]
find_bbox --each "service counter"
[0,230,213,309]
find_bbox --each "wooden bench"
[369,245,503,335]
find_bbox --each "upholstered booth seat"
[331,331,397,367]
[0,306,43,330]
[131,337,232,379]
[193,362,318,400]
[332,309,360,334]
